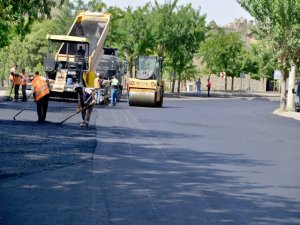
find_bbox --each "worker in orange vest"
[10,65,20,101]
[29,71,50,123]
[20,68,27,101]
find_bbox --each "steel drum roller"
[128,90,156,106]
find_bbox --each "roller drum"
[128,91,156,107]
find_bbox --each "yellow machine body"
[41,12,111,98]
[128,56,164,107]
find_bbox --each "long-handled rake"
[58,104,92,125]
[13,101,35,120]
[6,85,14,101]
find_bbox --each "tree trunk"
[280,70,287,111]
[171,71,176,93]
[177,73,181,93]
[225,76,228,91]
[0,77,3,87]
[286,65,296,111]
[231,76,234,91]
[126,55,134,78]
[129,66,132,78]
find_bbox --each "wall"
[166,74,267,93]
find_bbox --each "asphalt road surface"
[0,96,299,225]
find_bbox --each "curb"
[164,91,280,99]
[273,108,300,122]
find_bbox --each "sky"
[103,0,254,26]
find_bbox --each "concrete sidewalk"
[164,90,281,99]
[273,108,300,122]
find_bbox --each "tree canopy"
[199,28,245,90]
[4,0,294,96]
[0,0,64,48]
[238,0,300,110]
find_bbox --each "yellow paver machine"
[42,12,111,98]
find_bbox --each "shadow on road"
[0,120,96,180]
[0,117,299,224]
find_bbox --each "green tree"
[87,0,107,12]
[247,42,275,80]
[0,0,64,48]
[0,1,74,86]
[0,47,12,86]
[23,2,74,68]
[199,29,245,91]
[153,1,206,92]
[107,4,155,77]
[238,0,300,110]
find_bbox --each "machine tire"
[128,92,134,106]
[156,97,163,107]
[156,89,164,107]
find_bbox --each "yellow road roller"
[128,56,164,107]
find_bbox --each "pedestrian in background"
[207,78,211,97]
[196,78,201,96]
[30,71,50,123]
[74,83,95,127]
[110,75,119,106]
[20,68,27,101]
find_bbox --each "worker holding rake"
[73,83,95,128]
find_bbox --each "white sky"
[103,0,253,26]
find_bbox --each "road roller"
[128,56,164,107]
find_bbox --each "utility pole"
[286,65,296,111]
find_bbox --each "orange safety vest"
[21,72,27,85]
[32,76,50,101]
[13,74,21,85]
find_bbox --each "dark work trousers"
[22,85,27,101]
[82,105,94,123]
[14,84,20,100]
[36,94,49,122]
[207,87,211,97]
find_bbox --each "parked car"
[293,80,300,112]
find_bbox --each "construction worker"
[94,73,101,104]
[20,68,27,101]
[29,71,50,123]
[110,75,119,106]
[10,65,20,101]
[74,83,95,127]
[77,46,85,57]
